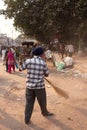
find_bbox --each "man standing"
[19,46,54,124]
[68,43,74,56]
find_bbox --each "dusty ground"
[0,54,87,130]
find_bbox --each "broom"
[45,78,69,99]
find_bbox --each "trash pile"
[51,53,87,80]
[57,68,87,80]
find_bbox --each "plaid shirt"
[20,56,49,89]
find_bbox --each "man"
[19,46,54,124]
[4,47,9,72]
[45,48,52,60]
[1,46,6,65]
[68,43,74,56]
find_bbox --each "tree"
[1,0,87,46]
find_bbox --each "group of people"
[1,43,74,125]
[2,45,54,124]
[44,43,74,71]
[58,43,74,59]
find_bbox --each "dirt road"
[0,55,87,130]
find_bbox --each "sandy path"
[0,55,87,130]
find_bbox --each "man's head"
[32,46,44,56]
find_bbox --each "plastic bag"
[57,62,65,71]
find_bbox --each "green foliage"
[1,0,87,44]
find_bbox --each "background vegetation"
[1,0,87,50]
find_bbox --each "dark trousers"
[25,88,48,121]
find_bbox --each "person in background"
[59,43,65,59]
[68,43,74,56]
[7,48,15,73]
[65,43,69,56]
[11,46,16,59]
[19,46,54,124]
[30,43,38,58]
[1,46,6,65]
[45,47,52,61]
[4,47,9,72]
